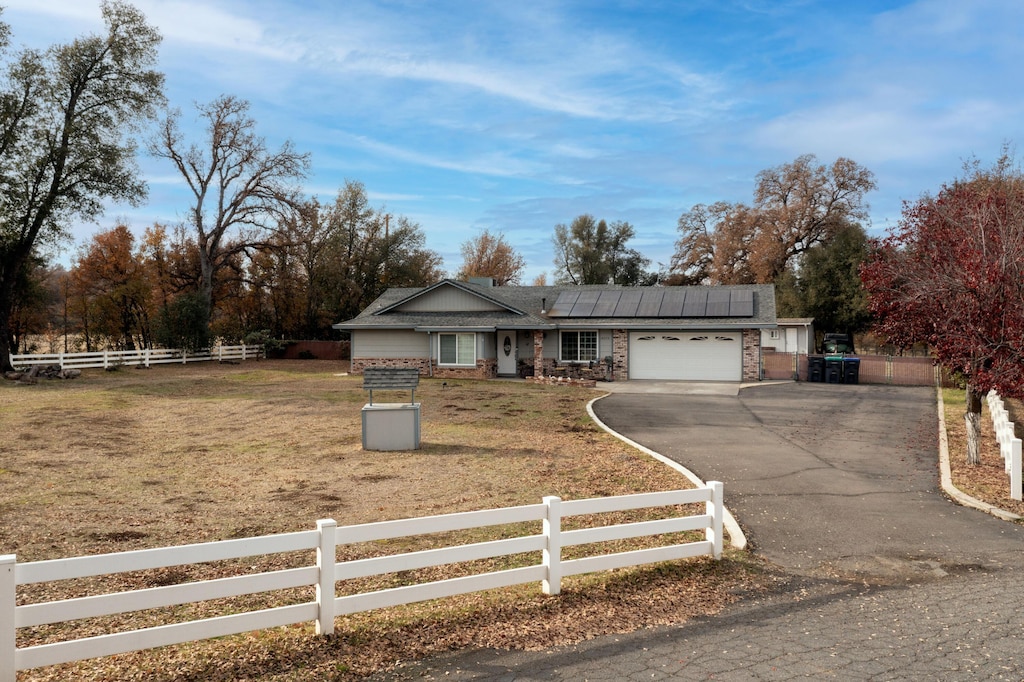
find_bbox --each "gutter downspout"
[426,330,433,377]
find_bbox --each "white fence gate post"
[707,481,723,560]
[1,554,15,682]
[316,519,337,635]
[1012,439,1022,501]
[542,496,562,596]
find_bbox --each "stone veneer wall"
[742,329,761,381]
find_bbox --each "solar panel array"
[547,289,755,318]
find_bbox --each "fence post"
[145,348,151,368]
[542,496,562,596]
[242,344,247,361]
[1012,439,1022,502]
[1,554,15,682]
[707,482,723,560]
[103,349,109,370]
[316,519,337,635]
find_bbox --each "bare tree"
[150,95,309,331]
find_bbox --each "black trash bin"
[824,358,842,383]
[808,355,825,382]
[843,357,860,384]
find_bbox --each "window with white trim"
[438,333,476,365]
[560,330,598,362]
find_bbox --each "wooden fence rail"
[10,344,262,370]
[2,483,723,679]
[762,351,943,385]
[986,391,1022,501]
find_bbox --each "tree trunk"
[0,269,18,373]
[965,385,984,466]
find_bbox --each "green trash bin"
[824,358,842,383]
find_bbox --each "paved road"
[374,382,1024,680]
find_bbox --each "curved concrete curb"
[936,385,1022,522]
[587,394,748,550]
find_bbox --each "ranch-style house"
[333,278,777,382]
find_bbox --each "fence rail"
[762,351,942,385]
[2,483,723,679]
[10,344,262,370]
[986,391,1022,501]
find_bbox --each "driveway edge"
[587,394,748,549]
[936,385,1022,522]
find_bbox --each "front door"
[497,330,517,375]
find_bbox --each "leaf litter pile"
[0,360,772,680]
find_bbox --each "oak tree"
[0,1,164,372]
[861,155,1024,464]
[671,155,876,285]
[150,95,310,335]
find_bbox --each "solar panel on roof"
[591,290,622,317]
[546,287,755,318]
[706,289,731,316]
[613,290,642,317]
[729,290,754,317]
[547,290,579,317]
[636,289,664,317]
[658,288,686,317]
[569,290,601,317]
[682,289,707,316]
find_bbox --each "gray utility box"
[361,367,421,451]
[361,402,421,450]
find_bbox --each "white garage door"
[629,331,742,381]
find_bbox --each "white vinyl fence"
[2,483,723,679]
[986,391,1022,501]
[10,344,262,370]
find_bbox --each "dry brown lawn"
[944,387,1024,518]
[1,360,769,681]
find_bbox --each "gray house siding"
[352,329,428,358]
[394,287,505,313]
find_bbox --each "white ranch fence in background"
[2,483,724,679]
[10,344,263,371]
[986,391,1022,501]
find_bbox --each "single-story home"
[761,318,815,355]
[333,278,777,382]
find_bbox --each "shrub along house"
[333,278,777,382]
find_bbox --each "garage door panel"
[629,331,741,381]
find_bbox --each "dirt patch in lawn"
[1,360,772,680]
[944,388,1024,518]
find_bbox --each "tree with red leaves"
[861,154,1024,464]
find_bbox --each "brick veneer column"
[533,330,545,376]
[612,329,628,381]
[742,329,761,381]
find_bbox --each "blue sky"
[5,0,1024,282]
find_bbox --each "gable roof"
[334,280,777,331]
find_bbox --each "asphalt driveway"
[594,381,1024,578]
[377,381,1024,680]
